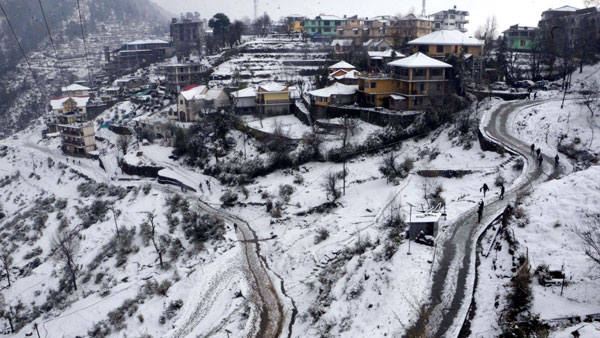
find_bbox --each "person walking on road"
[206,180,211,191]
[499,183,505,200]
[536,147,541,158]
[530,143,535,156]
[554,154,559,169]
[537,153,543,167]
[477,200,485,224]
[480,183,489,197]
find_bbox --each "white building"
[172,85,230,122]
[61,83,91,97]
[430,6,469,33]
[230,87,257,114]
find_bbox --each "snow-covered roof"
[258,82,288,92]
[309,83,358,98]
[231,87,257,98]
[316,14,345,21]
[400,13,432,21]
[548,5,579,12]
[408,212,441,223]
[388,52,452,68]
[408,30,484,46]
[204,88,226,101]
[331,39,353,47]
[50,96,90,110]
[180,85,208,100]
[330,69,360,80]
[61,83,90,92]
[368,50,405,59]
[127,39,169,45]
[329,60,355,70]
[390,94,406,100]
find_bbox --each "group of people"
[530,143,560,168]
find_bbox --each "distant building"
[329,69,360,85]
[363,39,393,51]
[329,60,356,74]
[407,30,484,58]
[331,39,353,58]
[502,25,539,51]
[50,96,90,117]
[104,39,173,78]
[367,50,404,72]
[256,82,290,116]
[304,15,346,37]
[286,15,305,33]
[172,85,229,122]
[230,87,257,114]
[170,14,205,58]
[394,14,433,45]
[164,62,209,94]
[308,82,358,107]
[538,6,600,50]
[61,83,91,97]
[430,6,469,33]
[58,122,96,157]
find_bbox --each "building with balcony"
[58,122,96,157]
[164,62,209,93]
[172,85,229,122]
[61,83,91,97]
[388,52,452,110]
[304,15,346,37]
[170,14,205,58]
[367,50,405,72]
[286,15,305,33]
[357,73,400,107]
[407,30,484,58]
[394,14,433,45]
[430,7,469,33]
[50,96,90,117]
[503,25,539,51]
[256,82,290,116]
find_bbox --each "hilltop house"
[304,15,346,37]
[309,82,358,107]
[502,25,539,51]
[430,6,469,33]
[58,122,96,157]
[173,85,229,122]
[230,87,257,114]
[50,96,90,117]
[331,39,353,58]
[256,82,290,116]
[165,61,209,94]
[407,30,484,58]
[388,52,452,110]
[61,83,91,97]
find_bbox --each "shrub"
[162,299,184,321]
[156,280,172,296]
[220,190,238,207]
[279,184,294,203]
[494,173,505,187]
[512,158,524,171]
[314,228,330,244]
[293,174,304,185]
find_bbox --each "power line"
[37,0,69,89]
[75,0,93,87]
[0,0,47,99]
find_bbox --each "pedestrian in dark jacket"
[477,200,484,224]
[536,147,541,157]
[480,183,489,197]
[499,184,505,200]
[530,143,535,156]
[537,153,543,166]
[554,154,559,168]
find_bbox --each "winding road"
[418,99,561,338]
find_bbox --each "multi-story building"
[103,39,173,78]
[61,83,91,97]
[286,15,305,33]
[502,25,539,51]
[407,30,484,58]
[256,82,290,116]
[430,6,469,33]
[394,14,433,45]
[336,17,395,46]
[304,15,346,37]
[50,96,90,117]
[172,85,230,122]
[58,122,96,157]
[388,52,452,110]
[357,74,400,107]
[230,87,257,114]
[170,14,205,58]
[538,6,600,50]
[164,62,209,94]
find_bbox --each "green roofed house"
[304,15,346,37]
[502,25,539,51]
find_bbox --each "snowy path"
[420,99,562,338]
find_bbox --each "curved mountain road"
[418,99,561,338]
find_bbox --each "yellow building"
[357,74,400,107]
[286,15,305,33]
[407,30,484,58]
[257,82,290,115]
[50,96,90,116]
[388,52,452,110]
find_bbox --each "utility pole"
[407,202,415,255]
[33,323,41,338]
[342,115,349,196]
[254,0,258,21]
[421,0,427,17]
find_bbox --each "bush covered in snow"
[77,182,128,199]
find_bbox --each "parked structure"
[308,83,358,107]
[230,87,257,114]
[430,6,469,32]
[173,85,229,122]
[408,30,484,57]
[407,212,441,239]
[164,62,209,94]
[256,82,290,116]
[170,13,205,58]
[502,25,539,51]
[58,122,96,157]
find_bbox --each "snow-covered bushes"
[77,200,110,229]
[220,190,238,207]
[159,299,183,324]
[77,182,128,199]
[181,211,225,250]
[279,184,294,203]
[314,228,330,244]
[512,158,524,171]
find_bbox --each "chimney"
[104,46,110,63]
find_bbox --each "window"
[430,69,442,77]
[324,27,330,32]
[419,83,425,91]
[371,82,377,88]
[436,45,444,53]
[179,100,183,104]
[435,23,440,28]
[450,15,455,19]
[335,21,341,26]
[354,30,358,35]
[414,69,426,77]
[520,40,526,46]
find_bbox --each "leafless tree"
[0,250,12,287]
[580,80,600,146]
[572,220,600,267]
[322,171,340,201]
[117,134,132,155]
[51,229,80,292]
[301,131,324,159]
[0,294,14,333]
[474,16,498,57]
[144,212,164,269]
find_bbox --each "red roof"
[183,84,201,92]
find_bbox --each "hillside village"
[1,1,600,338]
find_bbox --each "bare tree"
[322,171,340,201]
[301,131,324,160]
[0,294,14,333]
[580,80,600,146]
[474,16,498,57]
[51,229,80,292]
[144,212,164,269]
[117,134,132,155]
[572,220,600,267]
[0,250,12,287]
